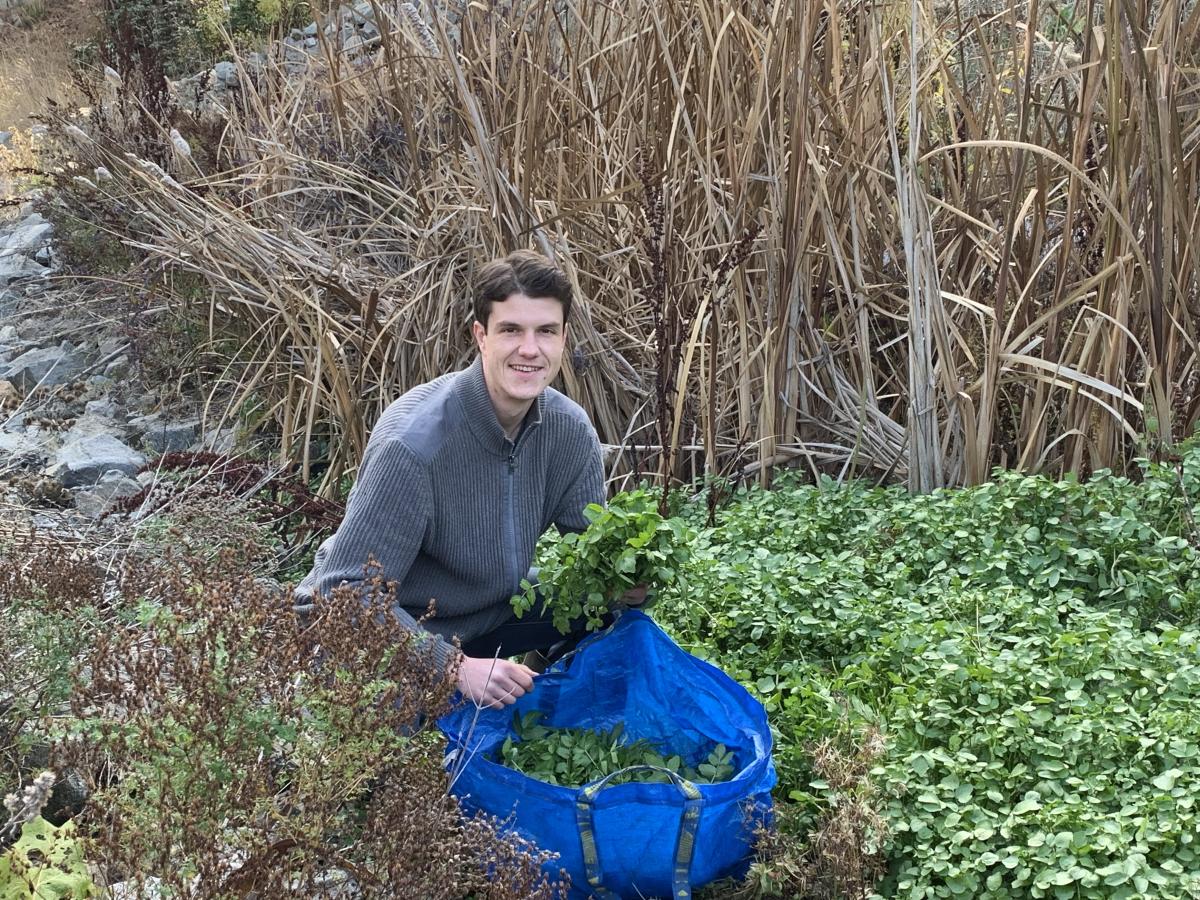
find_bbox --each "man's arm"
[550,428,605,533]
[309,439,457,672]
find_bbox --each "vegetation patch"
[640,439,1200,896]
[513,489,694,633]
[499,711,735,788]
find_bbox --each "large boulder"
[0,254,48,287]
[0,343,84,391]
[1,212,52,255]
[46,434,146,487]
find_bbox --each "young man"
[296,250,639,708]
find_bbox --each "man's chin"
[506,375,547,395]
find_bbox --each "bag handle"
[574,765,703,900]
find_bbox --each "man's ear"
[471,319,486,350]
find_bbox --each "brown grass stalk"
[41,0,1200,494]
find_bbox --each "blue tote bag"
[440,610,776,899]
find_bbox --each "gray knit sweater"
[296,357,604,670]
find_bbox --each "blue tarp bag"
[440,609,776,899]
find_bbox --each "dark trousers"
[459,601,614,663]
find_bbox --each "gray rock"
[46,433,146,487]
[1,213,52,256]
[0,131,11,149]
[33,245,53,267]
[74,471,143,519]
[100,467,140,487]
[0,430,50,470]
[303,20,319,36]
[66,412,122,440]
[0,344,83,391]
[305,36,319,48]
[84,398,119,418]
[3,410,28,431]
[104,354,130,379]
[212,61,238,86]
[0,323,21,346]
[140,418,199,455]
[96,335,126,359]
[194,426,237,454]
[14,746,89,826]
[0,254,48,287]
[109,878,165,900]
[42,770,89,825]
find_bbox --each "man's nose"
[518,331,539,355]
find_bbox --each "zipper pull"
[507,450,516,472]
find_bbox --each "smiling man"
[296,250,619,708]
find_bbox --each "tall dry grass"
[46,0,1200,496]
[0,0,100,132]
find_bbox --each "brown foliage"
[0,530,107,797]
[61,545,567,897]
[706,729,886,900]
[41,0,1200,496]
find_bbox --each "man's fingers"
[508,663,537,691]
[457,655,538,708]
[622,584,650,605]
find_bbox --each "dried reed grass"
[46,0,1200,493]
[0,0,99,132]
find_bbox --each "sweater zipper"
[504,443,518,594]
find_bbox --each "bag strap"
[574,765,703,900]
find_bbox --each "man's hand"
[621,583,650,606]
[456,655,536,709]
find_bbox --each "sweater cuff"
[420,631,461,681]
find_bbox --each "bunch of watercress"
[499,711,734,787]
[511,490,694,633]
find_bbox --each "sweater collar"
[456,356,544,455]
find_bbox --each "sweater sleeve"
[308,438,457,672]
[551,426,605,534]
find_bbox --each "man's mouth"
[510,364,542,374]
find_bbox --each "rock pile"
[0,209,54,287]
[173,1,435,117]
[0,206,226,522]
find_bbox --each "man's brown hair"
[473,250,573,326]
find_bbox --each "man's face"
[472,293,567,419]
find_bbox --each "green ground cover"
[644,442,1200,897]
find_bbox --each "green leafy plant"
[641,439,1200,896]
[512,490,694,632]
[499,711,734,788]
[0,817,96,899]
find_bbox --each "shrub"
[64,548,567,897]
[0,533,107,806]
